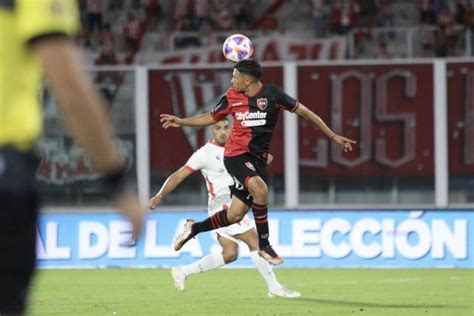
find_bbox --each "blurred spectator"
[123,12,142,52]
[329,0,360,35]
[435,24,448,57]
[234,0,253,30]
[433,0,448,21]
[95,46,118,66]
[215,9,236,31]
[330,1,343,34]
[340,0,359,34]
[376,0,395,32]
[352,28,368,58]
[454,0,466,25]
[100,23,115,54]
[194,0,211,30]
[420,28,435,56]
[437,8,454,26]
[357,0,378,27]
[376,40,392,58]
[95,44,120,85]
[419,0,435,24]
[175,18,201,48]
[465,3,474,30]
[198,20,218,47]
[87,0,103,34]
[145,0,163,31]
[307,0,331,37]
[172,0,190,29]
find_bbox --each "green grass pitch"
[29,269,473,315]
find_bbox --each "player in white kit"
[148,118,300,298]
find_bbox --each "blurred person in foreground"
[0,1,145,314]
[148,119,300,298]
[161,59,356,266]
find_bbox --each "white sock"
[250,251,281,291]
[181,252,225,277]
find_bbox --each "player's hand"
[332,134,357,152]
[160,114,183,129]
[114,192,146,241]
[148,194,162,211]
[266,153,274,165]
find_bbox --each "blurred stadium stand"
[77,0,474,64]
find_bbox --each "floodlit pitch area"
[29,269,473,315]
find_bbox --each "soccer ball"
[222,34,254,63]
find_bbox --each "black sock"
[252,202,269,248]
[192,209,230,235]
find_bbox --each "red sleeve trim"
[289,101,300,113]
[183,165,196,173]
[210,111,219,122]
[276,102,300,113]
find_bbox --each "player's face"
[231,69,250,92]
[211,120,230,145]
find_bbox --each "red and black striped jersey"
[211,83,299,160]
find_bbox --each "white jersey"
[184,140,234,214]
[184,140,254,240]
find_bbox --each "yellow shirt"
[0,0,79,150]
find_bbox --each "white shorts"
[208,196,254,243]
[215,214,254,243]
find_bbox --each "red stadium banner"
[298,64,435,176]
[148,67,285,174]
[149,63,473,177]
[447,62,474,176]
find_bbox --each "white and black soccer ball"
[222,34,254,63]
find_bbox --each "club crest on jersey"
[245,162,256,171]
[257,98,268,111]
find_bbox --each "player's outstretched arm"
[160,112,215,129]
[295,103,356,152]
[148,167,193,210]
[33,38,145,239]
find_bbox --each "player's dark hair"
[234,59,262,81]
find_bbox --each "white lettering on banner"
[79,221,108,259]
[382,220,396,258]
[320,218,351,259]
[351,219,382,259]
[144,220,179,258]
[109,221,136,259]
[37,222,71,259]
[284,214,467,260]
[292,219,321,257]
[431,220,467,259]
[36,213,469,262]
[395,219,432,259]
[36,230,47,259]
[268,220,293,257]
[375,70,417,168]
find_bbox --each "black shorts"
[0,147,39,314]
[224,153,268,207]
